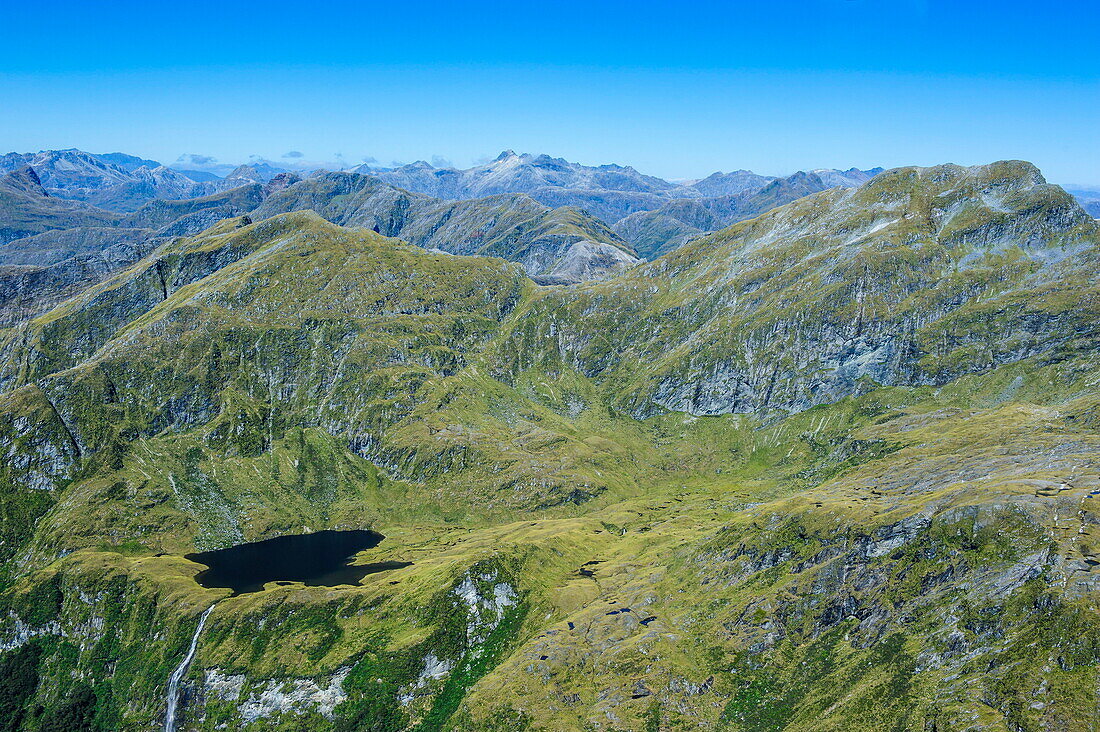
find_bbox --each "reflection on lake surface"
[186,530,411,594]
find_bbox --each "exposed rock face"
[530,239,640,285]
[262,172,301,196]
[452,570,518,647]
[202,668,350,723]
[495,161,1100,417]
[2,159,1100,732]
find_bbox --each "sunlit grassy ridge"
[1,162,1099,730]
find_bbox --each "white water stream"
[164,605,214,732]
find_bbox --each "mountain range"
[0,148,892,307]
[1,149,1099,730]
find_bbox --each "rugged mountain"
[362,151,679,225]
[611,208,707,260]
[120,183,266,235]
[0,174,267,324]
[2,160,639,326]
[0,227,154,326]
[1068,186,1100,218]
[685,168,776,196]
[0,226,153,268]
[1,161,1099,731]
[502,161,1099,416]
[173,169,225,183]
[367,153,881,255]
[613,170,843,258]
[78,165,221,212]
[95,152,163,172]
[0,183,269,326]
[0,167,118,244]
[810,166,885,187]
[680,168,879,198]
[0,149,134,191]
[368,150,678,199]
[254,171,640,283]
[226,162,288,184]
[0,149,232,211]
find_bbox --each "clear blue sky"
[2,0,1098,184]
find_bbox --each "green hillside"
[1,162,1098,731]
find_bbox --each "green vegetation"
[0,162,1099,729]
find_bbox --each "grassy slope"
[0,163,1099,730]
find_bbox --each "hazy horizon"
[3,0,1097,186]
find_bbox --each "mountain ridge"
[2,158,1099,731]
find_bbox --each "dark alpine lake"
[186,529,411,594]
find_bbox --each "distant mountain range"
[0,149,229,212]
[0,150,297,213]
[1066,186,1100,218]
[255,171,639,284]
[2,147,1094,329]
[358,151,883,229]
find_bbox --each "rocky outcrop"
[202,668,350,723]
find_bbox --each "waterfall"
[164,605,214,732]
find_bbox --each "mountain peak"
[1,166,47,196]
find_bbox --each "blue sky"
[2,0,1098,184]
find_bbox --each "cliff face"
[1,162,1099,731]
[494,162,1100,417]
